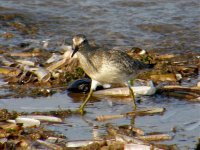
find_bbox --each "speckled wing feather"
[93,48,146,78]
[101,49,148,73]
[78,44,150,83]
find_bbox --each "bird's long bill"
[71,44,78,58]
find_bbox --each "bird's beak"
[71,44,78,58]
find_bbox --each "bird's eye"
[82,39,87,44]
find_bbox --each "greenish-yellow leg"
[79,88,93,114]
[128,80,136,110]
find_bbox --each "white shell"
[94,85,156,97]
[15,117,40,128]
[125,144,151,150]
[19,115,62,123]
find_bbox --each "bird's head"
[71,34,88,57]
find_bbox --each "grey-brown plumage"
[72,34,149,84]
[71,34,152,114]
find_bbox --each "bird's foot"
[78,107,86,115]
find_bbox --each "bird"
[71,34,153,114]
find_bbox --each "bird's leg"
[127,80,137,110]
[79,88,93,114]
[79,80,99,114]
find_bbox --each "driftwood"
[36,139,63,150]
[159,85,200,94]
[158,85,200,101]
[107,124,172,150]
[96,107,165,121]
[93,81,156,98]
[150,73,182,82]
[138,134,172,141]
[0,67,21,77]
[9,51,43,57]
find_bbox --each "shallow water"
[0,0,200,52]
[0,0,200,149]
[1,92,200,149]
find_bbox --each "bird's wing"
[107,49,147,72]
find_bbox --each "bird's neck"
[77,43,98,77]
[79,43,93,55]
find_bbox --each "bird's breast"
[78,53,99,77]
[77,52,134,84]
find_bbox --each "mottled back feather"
[73,35,151,84]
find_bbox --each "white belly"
[90,64,131,84]
[78,53,133,84]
